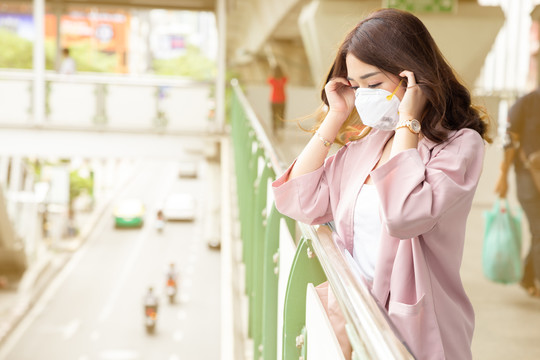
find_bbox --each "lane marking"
[97,226,148,323]
[91,330,100,341]
[176,310,186,321]
[62,319,80,340]
[172,331,183,342]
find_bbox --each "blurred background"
[0,0,538,359]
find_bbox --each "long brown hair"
[314,8,490,145]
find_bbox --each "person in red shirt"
[268,65,287,133]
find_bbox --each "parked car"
[162,193,196,221]
[178,162,198,178]
[114,199,145,228]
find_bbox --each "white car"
[178,162,198,178]
[162,193,196,221]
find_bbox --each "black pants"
[271,102,285,132]
[516,168,540,285]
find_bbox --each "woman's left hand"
[398,70,427,121]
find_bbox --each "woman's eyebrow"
[347,71,381,81]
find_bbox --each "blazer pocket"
[389,294,425,316]
[388,294,426,358]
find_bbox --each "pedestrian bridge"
[2,0,540,359]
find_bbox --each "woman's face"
[345,54,405,100]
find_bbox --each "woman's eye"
[368,82,382,89]
[350,86,359,90]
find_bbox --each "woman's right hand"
[324,77,355,122]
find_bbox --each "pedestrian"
[495,88,540,297]
[267,64,287,133]
[59,48,76,75]
[272,8,490,360]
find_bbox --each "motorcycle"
[144,306,158,333]
[166,278,177,304]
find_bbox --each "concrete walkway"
[274,123,540,359]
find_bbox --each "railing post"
[251,162,275,358]
[93,83,108,126]
[262,204,285,360]
[282,236,327,360]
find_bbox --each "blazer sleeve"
[370,129,484,239]
[271,155,338,225]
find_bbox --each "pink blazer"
[272,128,484,360]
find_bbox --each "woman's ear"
[399,75,408,88]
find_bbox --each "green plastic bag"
[482,198,522,284]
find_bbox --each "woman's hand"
[324,77,355,122]
[398,70,427,121]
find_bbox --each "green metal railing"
[230,79,414,360]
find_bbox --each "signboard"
[384,0,456,13]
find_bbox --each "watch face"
[410,119,421,133]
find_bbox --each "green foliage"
[0,29,53,69]
[67,42,119,73]
[69,169,94,204]
[0,29,118,72]
[153,45,216,80]
[0,29,32,68]
[26,159,43,180]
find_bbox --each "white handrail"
[0,69,212,87]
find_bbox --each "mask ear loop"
[386,79,404,101]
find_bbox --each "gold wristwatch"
[396,118,421,134]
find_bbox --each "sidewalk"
[0,199,109,348]
[275,124,540,359]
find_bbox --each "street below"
[0,159,220,360]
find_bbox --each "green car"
[114,199,145,228]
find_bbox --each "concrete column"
[298,0,380,87]
[216,0,227,131]
[0,157,10,186]
[33,0,46,125]
[298,0,504,88]
[8,157,22,201]
[54,4,63,72]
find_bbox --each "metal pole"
[215,0,227,132]
[33,0,46,125]
[54,3,62,72]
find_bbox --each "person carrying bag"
[495,88,540,298]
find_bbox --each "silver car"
[162,193,196,221]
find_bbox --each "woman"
[272,8,490,360]
[267,64,287,133]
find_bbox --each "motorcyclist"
[156,210,165,231]
[166,263,178,288]
[157,210,164,220]
[143,286,159,313]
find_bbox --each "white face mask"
[354,80,402,131]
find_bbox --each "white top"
[353,184,382,282]
[59,57,76,74]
